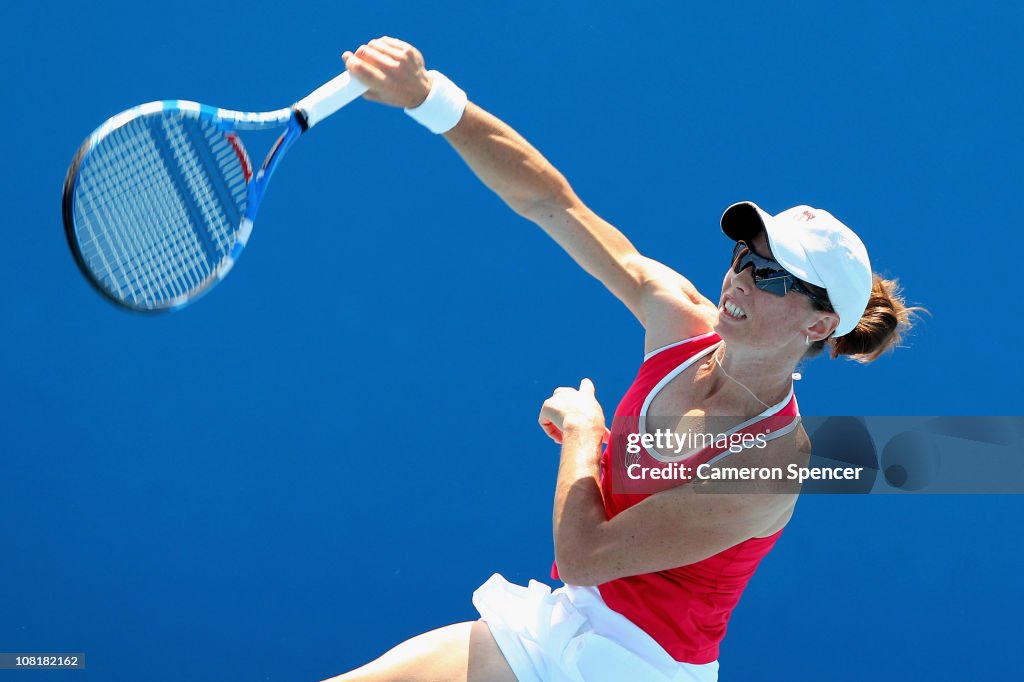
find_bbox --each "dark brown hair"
[805,274,927,363]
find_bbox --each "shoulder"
[630,257,720,354]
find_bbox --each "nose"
[731,265,753,295]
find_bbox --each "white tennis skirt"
[472,573,719,682]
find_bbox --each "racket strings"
[77,120,212,303]
[162,116,240,258]
[72,111,248,307]
[80,125,207,303]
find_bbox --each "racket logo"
[224,132,253,183]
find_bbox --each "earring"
[805,335,811,346]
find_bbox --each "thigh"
[321,620,518,682]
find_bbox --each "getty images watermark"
[606,416,1024,494]
[622,428,862,484]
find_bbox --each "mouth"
[719,296,748,321]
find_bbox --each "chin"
[711,316,734,341]
[713,317,767,351]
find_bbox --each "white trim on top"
[638,340,797,463]
[643,331,719,362]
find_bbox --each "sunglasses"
[731,241,833,311]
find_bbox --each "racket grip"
[295,71,369,129]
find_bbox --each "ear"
[806,312,840,342]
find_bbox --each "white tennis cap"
[720,201,872,337]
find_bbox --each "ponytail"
[808,274,927,363]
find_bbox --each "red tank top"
[551,331,801,664]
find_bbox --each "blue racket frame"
[64,71,365,312]
[62,100,309,312]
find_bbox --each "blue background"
[2,1,1022,679]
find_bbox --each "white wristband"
[404,70,467,134]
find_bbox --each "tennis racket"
[62,71,368,312]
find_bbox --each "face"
[716,232,839,350]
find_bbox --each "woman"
[323,37,919,682]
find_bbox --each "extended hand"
[538,378,609,445]
[342,37,433,109]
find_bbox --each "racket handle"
[295,71,368,129]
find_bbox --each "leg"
[321,620,519,682]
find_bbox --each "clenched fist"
[342,37,433,109]
[539,378,609,445]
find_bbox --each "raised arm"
[343,37,716,338]
[444,101,658,318]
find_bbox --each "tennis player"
[322,37,920,682]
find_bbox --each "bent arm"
[553,423,801,587]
